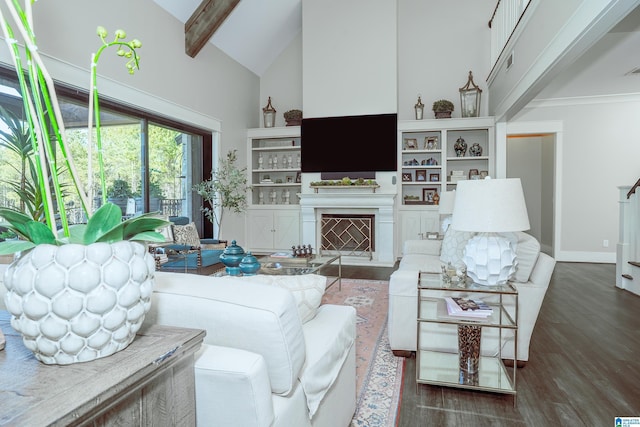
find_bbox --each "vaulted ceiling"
[153,0,301,76]
[152,1,640,101]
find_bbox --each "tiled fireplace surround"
[299,192,396,266]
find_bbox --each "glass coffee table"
[259,254,342,290]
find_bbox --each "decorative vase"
[219,240,245,276]
[3,241,155,365]
[285,118,301,127]
[239,252,261,276]
[454,137,467,157]
[458,324,482,374]
[435,111,452,119]
[469,143,483,157]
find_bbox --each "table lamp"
[451,178,530,286]
[438,190,456,233]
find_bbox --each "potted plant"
[148,180,164,212]
[107,178,133,214]
[193,150,250,240]
[283,109,303,126]
[133,180,164,214]
[432,99,455,119]
[0,1,168,365]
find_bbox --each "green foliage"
[0,105,34,213]
[0,2,163,255]
[432,99,455,112]
[284,109,302,120]
[107,179,133,198]
[310,178,378,186]
[193,150,249,238]
[0,202,167,255]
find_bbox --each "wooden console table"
[0,311,205,426]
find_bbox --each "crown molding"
[526,92,640,109]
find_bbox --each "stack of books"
[449,170,466,183]
[444,296,493,319]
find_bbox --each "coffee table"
[259,254,342,290]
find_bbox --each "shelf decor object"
[284,109,302,126]
[454,136,468,156]
[469,142,483,156]
[459,71,482,118]
[414,95,424,120]
[451,178,530,286]
[262,96,277,128]
[432,99,454,119]
[220,240,246,276]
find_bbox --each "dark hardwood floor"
[335,261,640,426]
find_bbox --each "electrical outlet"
[603,239,609,248]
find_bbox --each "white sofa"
[0,264,357,427]
[388,231,556,364]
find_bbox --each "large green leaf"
[95,216,169,244]
[0,207,33,238]
[94,224,125,243]
[83,203,123,244]
[66,224,88,244]
[123,216,169,241]
[129,231,166,242]
[0,239,35,255]
[25,220,56,245]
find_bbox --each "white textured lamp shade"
[451,178,530,286]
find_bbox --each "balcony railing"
[489,0,532,67]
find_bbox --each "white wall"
[541,134,554,253]
[507,136,543,242]
[0,0,259,243]
[512,96,640,262]
[259,33,303,128]
[262,0,494,121]
[397,0,494,120]
[506,134,555,255]
[302,0,397,117]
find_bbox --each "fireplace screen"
[320,214,374,259]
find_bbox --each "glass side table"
[416,272,518,406]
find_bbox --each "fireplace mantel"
[299,192,396,266]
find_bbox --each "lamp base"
[462,233,517,286]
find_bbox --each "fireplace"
[299,192,396,266]
[321,214,375,259]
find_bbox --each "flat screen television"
[301,113,397,175]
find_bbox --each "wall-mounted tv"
[301,113,397,174]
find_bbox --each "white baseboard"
[555,250,616,264]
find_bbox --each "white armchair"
[144,272,357,427]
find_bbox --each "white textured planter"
[3,241,156,365]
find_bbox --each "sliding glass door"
[0,71,209,229]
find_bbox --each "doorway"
[506,133,556,256]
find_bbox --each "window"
[0,68,214,235]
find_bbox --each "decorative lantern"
[459,71,482,118]
[414,95,424,120]
[262,96,276,128]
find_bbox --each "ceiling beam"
[185,0,241,58]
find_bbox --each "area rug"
[322,278,404,427]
